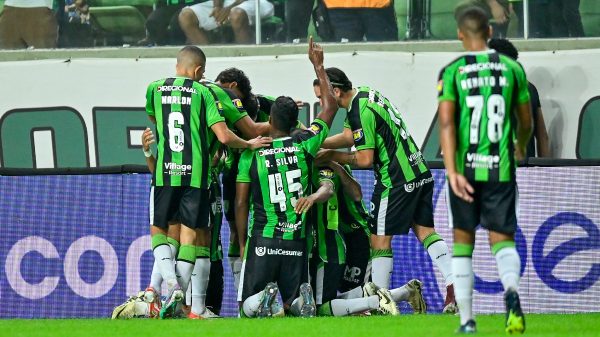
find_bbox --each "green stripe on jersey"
[345,87,429,188]
[438,50,530,182]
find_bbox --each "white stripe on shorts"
[377,195,388,236]
[149,186,154,226]
[445,181,454,229]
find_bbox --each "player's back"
[438,50,530,182]
[237,119,329,241]
[146,77,222,188]
[346,86,429,188]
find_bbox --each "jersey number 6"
[168,112,185,152]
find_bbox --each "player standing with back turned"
[437,7,532,334]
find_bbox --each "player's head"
[313,67,352,107]
[176,46,206,81]
[270,96,299,135]
[488,38,519,60]
[455,6,492,43]
[215,67,251,99]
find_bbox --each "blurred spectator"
[510,0,552,38]
[179,0,274,44]
[60,0,92,47]
[285,0,314,42]
[323,0,398,42]
[407,0,426,40]
[548,0,584,37]
[459,0,510,38]
[489,38,551,158]
[138,0,204,46]
[0,0,58,49]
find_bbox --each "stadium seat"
[88,6,147,45]
[395,0,408,40]
[89,0,156,6]
[577,98,600,159]
[430,0,462,40]
[580,0,600,37]
[0,0,4,15]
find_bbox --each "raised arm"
[329,162,362,202]
[309,37,338,127]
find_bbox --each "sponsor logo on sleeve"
[233,98,244,109]
[437,80,444,94]
[310,123,322,134]
[320,169,334,179]
[353,129,364,141]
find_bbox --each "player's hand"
[142,128,155,151]
[294,195,315,214]
[212,6,231,26]
[315,149,332,165]
[489,0,508,24]
[247,135,272,150]
[308,36,324,67]
[515,146,526,161]
[448,172,475,203]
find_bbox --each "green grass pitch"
[1,313,599,337]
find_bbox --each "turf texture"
[1,313,598,337]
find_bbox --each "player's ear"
[457,29,464,41]
[194,65,203,80]
[487,26,493,40]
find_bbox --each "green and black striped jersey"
[203,81,248,131]
[146,77,224,188]
[344,86,429,188]
[438,50,530,182]
[237,119,330,241]
[312,166,370,235]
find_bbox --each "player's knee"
[178,9,199,30]
[229,8,249,29]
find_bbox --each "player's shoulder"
[438,55,465,79]
[147,78,168,89]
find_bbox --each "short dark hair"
[488,38,519,60]
[455,6,490,39]
[313,67,353,92]
[177,45,206,68]
[270,96,299,133]
[215,67,252,99]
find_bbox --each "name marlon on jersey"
[161,96,192,105]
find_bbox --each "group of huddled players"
[113,5,530,335]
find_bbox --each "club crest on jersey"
[353,129,364,141]
[310,123,322,134]
[233,98,244,109]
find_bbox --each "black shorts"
[446,180,518,235]
[239,236,308,306]
[206,259,224,315]
[339,229,371,292]
[310,257,344,305]
[369,174,435,236]
[151,186,210,230]
[221,169,236,223]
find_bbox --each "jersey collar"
[466,48,495,56]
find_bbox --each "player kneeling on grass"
[145,45,271,319]
[311,162,426,317]
[438,5,532,334]
[234,39,339,318]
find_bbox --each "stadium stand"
[88,0,154,46]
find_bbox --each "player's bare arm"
[294,180,334,214]
[322,128,354,149]
[535,109,551,157]
[514,102,533,161]
[317,148,374,169]
[439,100,474,203]
[328,161,362,202]
[211,121,272,149]
[309,37,338,127]
[142,127,156,174]
[234,182,250,257]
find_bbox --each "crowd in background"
[0,0,590,49]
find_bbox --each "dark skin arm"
[534,107,550,157]
[142,128,156,174]
[514,102,533,160]
[211,121,272,150]
[294,180,334,214]
[235,182,250,257]
[328,161,362,202]
[309,36,338,128]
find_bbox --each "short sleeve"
[317,168,335,186]
[202,88,225,128]
[236,150,253,183]
[514,63,531,104]
[354,108,376,151]
[219,88,248,126]
[145,83,155,117]
[437,66,457,102]
[297,118,330,157]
